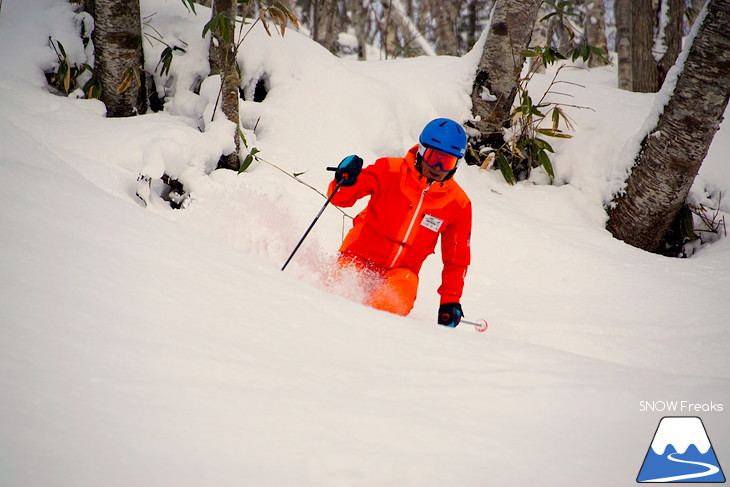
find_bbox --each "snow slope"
[1,1,729,486]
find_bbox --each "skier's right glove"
[438,303,463,328]
[334,155,363,187]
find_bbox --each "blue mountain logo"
[637,416,725,483]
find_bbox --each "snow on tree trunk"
[214,0,241,171]
[466,0,541,162]
[89,0,147,117]
[388,0,436,56]
[655,0,683,86]
[607,0,730,253]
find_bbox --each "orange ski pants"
[337,253,418,316]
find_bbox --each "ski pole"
[461,319,489,332]
[281,176,343,271]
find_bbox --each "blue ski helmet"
[419,118,467,159]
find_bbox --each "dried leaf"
[117,66,137,94]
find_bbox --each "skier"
[328,118,472,327]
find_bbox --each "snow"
[651,417,711,455]
[1,1,729,486]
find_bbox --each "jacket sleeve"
[327,158,386,207]
[438,199,472,304]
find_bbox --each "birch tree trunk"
[214,0,241,170]
[349,0,370,60]
[656,0,683,85]
[615,0,632,90]
[313,0,340,54]
[607,0,730,253]
[466,0,541,162]
[584,0,608,68]
[89,0,147,117]
[432,0,459,55]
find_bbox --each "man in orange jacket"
[328,118,472,327]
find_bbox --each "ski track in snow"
[642,453,720,482]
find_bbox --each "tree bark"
[631,0,658,92]
[615,0,632,90]
[656,0,683,85]
[349,0,370,60]
[432,0,460,55]
[208,0,220,75]
[313,0,340,54]
[214,0,241,170]
[607,0,730,253]
[466,0,541,162]
[88,0,147,117]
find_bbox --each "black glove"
[334,155,363,187]
[438,303,463,328]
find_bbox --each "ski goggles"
[418,145,460,172]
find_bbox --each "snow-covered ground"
[1,1,728,486]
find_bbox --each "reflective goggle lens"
[422,148,459,172]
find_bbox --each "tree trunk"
[584,0,608,68]
[313,0,340,54]
[432,0,459,55]
[466,0,541,162]
[380,2,400,58]
[214,0,241,171]
[208,0,220,75]
[607,0,730,253]
[655,0,683,85]
[386,0,436,56]
[615,0,632,90]
[88,0,147,117]
[631,0,658,92]
[349,0,370,60]
[528,1,550,73]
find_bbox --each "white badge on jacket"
[421,214,443,232]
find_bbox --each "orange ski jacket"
[328,145,472,304]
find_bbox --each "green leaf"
[158,46,174,77]
[551,108,560,131]
[203,14,234,43]
[538,150,555,178]
[536,128,572,139]
[238,146,261,173]
[495,152,515,185]
[83,77,101,99]
[180,0,196,14]
[57,40,67,59]
[238,126,249,149]
[531,137,555,152]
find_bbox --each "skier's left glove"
[334,155,363,187]
[438,303,463,328]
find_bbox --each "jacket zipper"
[388,182,431,268]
